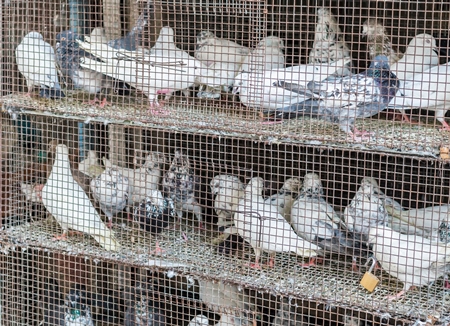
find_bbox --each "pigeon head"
[282,177,302,193]
[302,173,323,194]
[406,33,438,56]
[245,177,265,195]
[65,287,91,319]
[197,30,216,44]
[361,19,386,39]
[89,27,108,43]
[258,36,284,49]
[24,31,44,42]
[55,144,70,157]
[210,175,243,195]
[56,30,81,43]
[156,26,175,44]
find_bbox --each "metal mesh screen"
[1,0,450,325]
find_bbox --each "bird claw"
[52,233,67,241]
[300,257,322,268]
[150,241,165,255]
[245,262,262,269]
[86,97,109,108]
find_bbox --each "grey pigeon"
[264,177,302,223]
[210,174,245,227]
[267,55,399,141]
[55,30,107,105]
[15,31,65,98]
[90,167,130,228]
[162,150,203,228]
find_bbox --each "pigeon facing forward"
[267,55,399,141]
[134,189,175,234]
[41,144,120,251]
[234,177,319,269]
[210,174,245,227]
[343,177,389,239]
[233,58,352,110]
[264,177,302,223]
[362,19,402,66]
[15,31,65,98]
[55,30,107,105]
[309,8,352,75]
[369,225,450,300]
[90,168,130,228]
[162,150,203,228]
[240,36,285,73]
[390,33,439,81]
[78,150,105,178]
[103,151,166,204]
[64,286,95,326]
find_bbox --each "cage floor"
[1,93,449,158]
[2,216,450,323]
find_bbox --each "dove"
[240,36,285,73]
[90,168,130,228]
[234,177,319,269]
[308,8,353,75]
[390,33,439,81]
[78,150,104,178]
[103,151,166,204]
[77,33,216,115]
[264,177,302,223]
[188,315,209,326]
[124,295,166,326]
[41,144,120,251]
[343,177,389,239]
[361,19,402,66]
[55,30,108,106]
[134,189,176,254]
[369,225,450,300]
[290,173,344,243]
[266,55,399,141]
[388,61,450,131]
[162,150,203,229]
[233,58,352,110]
[15,31,65,98]
[210,174,245,227]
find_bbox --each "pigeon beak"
[433,48,439,56]
[232,86,240,95]
[56,42,60,48]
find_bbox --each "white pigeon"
[264,177,302,223]
[240,36,285,73]
[234,177,319,269]
[210,174,245,227]
[388,61,450,131]
[90,168,130,228]
[343,177,389,238]
[308,8,352,75]
[362,19,402,66]
[391,33,439,81]
[290,173,344,243]
[188,315,209,326]
[41,144,120,251]
[77,32,216,113]
[369,225,450,300]
[197,60,243,97]
[15,31,65,98]
[233,58,352,110]
[103,152,166,204]
[78,150,104,178]
[162,150,203,228]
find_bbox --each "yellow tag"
[360,271,379,292]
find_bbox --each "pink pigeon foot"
[34,184,45,200]
[445,280,450,289]
[300,257,323,268]
[268,255,275,268]
[387,290,407,301]
[348,128,372,142]
[439,120,450,132]
[86,97,109,108]
[150,241,165,255]
[53,233,68,241]
[245,261,262,269]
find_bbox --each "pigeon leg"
[147,99,169,116]
[439,119,450,131]
[300,257,323,268]
[387,286,415,301]
[34,184,45,200]
[107,219,113,229]
[348,128,372,142]
[150,241,165,255]
[445,279,450,289]
[267,253,275,268]
[245,249,262,269]
[351,257,359,272]
[53,230,68,241]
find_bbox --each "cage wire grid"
[2,0,450,325]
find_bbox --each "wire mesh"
[2,0,450,325]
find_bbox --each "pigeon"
[78,150,104,178]
[134,189,175,234]
[210,175,245,227]
[55,30,107,105]
[41,144,120,251]
[264,177,302,223]
[343,177,389,239]
[290,173,344,243]
[187,315,209,326]
[124,295,166,326]
[103,152,166,204]
[233,58,352,110]
[195,30,250,98]
[162,150,203,228]
[266,55,399,141]
[388,61,450,131]
[63,286,95,326]
[77,34,216,114]
[15,31,65,98]
[308,8,353,75]
[361,19,402,66]
[234,177,320,269]
[90,168,130,228]
[361,177,427,236]
[240,36,285,73]
[369,225,450,300]
[390,33,439,81]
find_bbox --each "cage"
[1,0,450,325]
